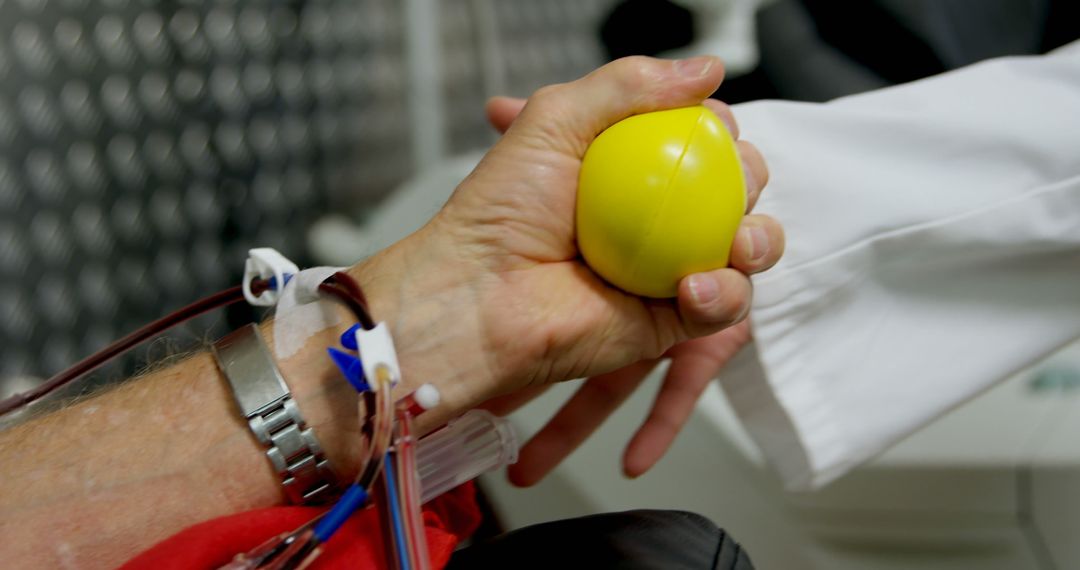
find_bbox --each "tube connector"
[243,248,299,306]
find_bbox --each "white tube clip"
[243,248,300,307]
[355,323,401,391]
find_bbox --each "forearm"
[0,353,274,567]
[0,228,495,568]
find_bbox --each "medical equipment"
[576,105,746,298]
[0,248,519,570]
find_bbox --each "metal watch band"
[212,324,338,505]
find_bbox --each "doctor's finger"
[508,359,658,487]
[485,96,527,134]
[738,140,768,212]
[623,350,722,478]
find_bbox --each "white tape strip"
[272,266,348,359]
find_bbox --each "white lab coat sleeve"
[726,40,1080,490]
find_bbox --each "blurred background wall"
[4,0,1077,388]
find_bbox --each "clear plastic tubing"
[415,410,518,504]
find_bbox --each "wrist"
[346,227,501,429]
[269,228,494,480]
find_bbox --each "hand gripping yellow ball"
[576,105,747,298]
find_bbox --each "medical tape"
[272,266,348,359]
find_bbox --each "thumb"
[505,56,725,158]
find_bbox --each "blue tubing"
[313,484,369,542]
[383,454,412,570]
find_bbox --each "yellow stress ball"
[576,105,746,298]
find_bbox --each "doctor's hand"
[502,323,751,485]
[469,61,777,485]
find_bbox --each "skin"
[0,56,782,568]
[479,96,766,485]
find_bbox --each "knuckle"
[614,55,653,74]
[529,83,568,107]
[608,55,661,90]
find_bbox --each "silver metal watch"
[212,324,339,505]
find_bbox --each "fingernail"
[740,225,770,262]
[674,56,713,78]
[688,274,719,306]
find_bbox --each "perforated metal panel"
[440,0,617,154]
[0,0,410,386]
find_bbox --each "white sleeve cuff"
[723,42,1080,489]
